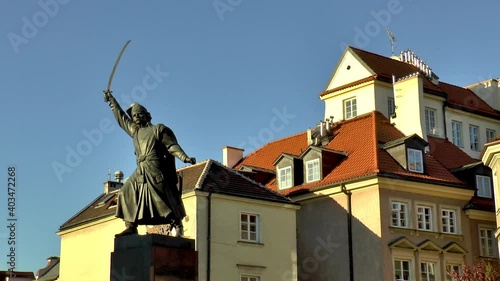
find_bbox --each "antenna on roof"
[107,169,111,181]
[386,28,396,56]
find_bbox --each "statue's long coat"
[111,104,186,225]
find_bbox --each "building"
[230,46,500,281]
[35,257,59,281]
[0,271,35,281]
[57,160,299,281]
[321,47,500,159]
[482,137,500,257]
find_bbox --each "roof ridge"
[194,160,212,189]
[177,159,209,172]
[210,161,292,202]
[241,130,307,160]
[59,192,105,230]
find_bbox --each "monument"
[104,41,198,281]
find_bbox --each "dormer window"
[306,159,320,183]
[278,166,292,189]
[407,148,423,173]
[343,97,357,119]
[476,175,492,198]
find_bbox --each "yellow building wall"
[446,109,500,159]
[392,75,425,139]
[323,83,377,121]
[422,94,446,139]
[206,194,298,280]
[326,50,372,90]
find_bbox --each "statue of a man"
[104,91,196,237]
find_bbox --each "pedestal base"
[111,234,197,281]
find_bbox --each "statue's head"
[127,103,152,125]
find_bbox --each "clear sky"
[1,0,500,274]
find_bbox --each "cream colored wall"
[204,194,298,281]
[323,83,376,121]
[379,183,474,281]
[446,109,500,159]
[422,94,446,139]
[481,143,500,255]
[326,50,372,90]
[294,182,383,281]
[392,75,425,139]
[373,82,396,119]
[58,217,124,281]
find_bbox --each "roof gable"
[325,47,374,91]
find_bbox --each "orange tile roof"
[437,82,500,118]
[236,111,468,196]
[427,136,478,170]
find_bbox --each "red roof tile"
[427,136,478,170]
[236,111,467,196]
[437,82,500,118]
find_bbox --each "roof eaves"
[194,160,211,189]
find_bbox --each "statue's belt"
[137,154,160,163]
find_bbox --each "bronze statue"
[104,91,196,237]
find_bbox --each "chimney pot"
[222,146,244,168]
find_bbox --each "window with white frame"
[278,166,292,189]
[441,208,457,234]
[240,213,259,242]
[417,205,433,231]
[479,227,497,258]
[407,148,423,173]
[241,275,260,281]
[391,201,409,228]
[446,263,461,281]
[344,97,357,119]
[486,129,496,143]
[425,108,437,135]
[421,262,437,281]
[388,97,395,116]
[394,259,411,281]
[452,121,463,147]
[469,125,480,151]
[306,159,320,182]
[476,175,492,198]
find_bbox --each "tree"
[448,260,500,281]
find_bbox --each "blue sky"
[1,0,500,274]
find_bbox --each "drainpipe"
[442,103,448,138]
[207,192,212,281]
[341,184,354,281]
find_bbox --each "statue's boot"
[115,222,138,238]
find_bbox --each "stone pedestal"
[111,234,197,281]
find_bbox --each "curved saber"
[104,40,131,100]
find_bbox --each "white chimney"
[222,146,244,168]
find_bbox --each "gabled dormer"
[299,146,347,183]
[383,134,428,173]
[273,154,303,190]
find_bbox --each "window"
[278,166,292,189]
[446,264,461,281]
[306,159,320,182]
[407,148,423,173]
[344,97,357,119]
[391,201,409,228]
[417,205,433,231]
[421,262,437,281]
[241,275,260,281]
[240,213,259,242]
[469,125,479,151]
[479,227,496,257]
[476,175,492,198]
[452,121,463,147]
[486,129,496,143]
[441,209,457,234]
[388,97,395,116]
[425,108,437,135]
[394,259,411,281]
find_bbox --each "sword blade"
[107,40,132,92]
